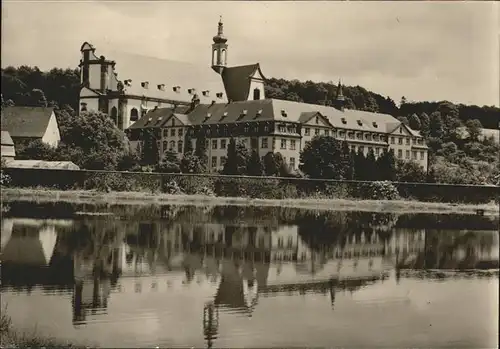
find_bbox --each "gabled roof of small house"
[221,64,264,102]
[1,107,55,138]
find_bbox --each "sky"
[2,1,499,107]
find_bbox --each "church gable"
[299,112,332,128]
[79,87,100,98]
[389,122,413,137]
[163,114,188,127]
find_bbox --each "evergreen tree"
[246,149,264,176]
[157,150,181,173]
[183,132,194,154]
[419,112,430,138]
[180,152,205,173]
[340,141,355,180]
[365,148,377,181]
[376,149,397,181]
[263,152,278,176]
[408,113,421,130]
[397,116,409,126]
[354,149,367,180]
[222,138,249,175]
[194,133,208,167]
[140,128,160,166]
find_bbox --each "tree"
[365,148,377,181]
[194,133,208,167]
[157,150,181,173]
[340,142,355,180]
[246,149,264,176]
[222,138,249,175]
[353,148,368,180]
[299,135,344,179]
[397,116,409,126]
[15,139,56,160]
[429,111,444,138]
[27,88,47,107]
[376,149,396,181]
[180,152,205,173]
[438,141,458,159]
[465,119,482,142]
[395,160,426,182]
[263,152,279,176]
[408,113,421,130]
[419,112,430,138]
[139,128,160,166]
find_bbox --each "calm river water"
[1,201,498,348]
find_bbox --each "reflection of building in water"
[72,277,113,325]
[1,219,62,266]
[384,229,426,257]
[203,302,219,349]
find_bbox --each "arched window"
[169,140,175,150]
[110,106,118,125]
[80,103,87,112]
[177,140,183,153]
[221,49,226,65]
[253,88,260,100]
[130,108,139,121]
[212,49,217,65]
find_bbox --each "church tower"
[334,80,346,111]
[211,16,228,74]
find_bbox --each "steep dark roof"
[1,107,54,138]
[222,64,261,102]
[128,106,190,129]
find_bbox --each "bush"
[163,180,183,195]
[356,181,400,200]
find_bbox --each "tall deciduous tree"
[429,111,444,138]
[157,150,181,173]
[299,135,343,179]
[465,119,483,142]
[419,112,430,138]
[194,132,208,167]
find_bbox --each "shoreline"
[2,188,498,215]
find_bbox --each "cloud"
[1,1,498,106]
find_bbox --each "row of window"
[397,149,425,160]
[207,156,296,170]
[163,140,183,153]
[390,136,424,146]
[164,128,184,137]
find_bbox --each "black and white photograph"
[0,1,499,348]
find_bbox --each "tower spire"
[211,16,228,74]
[335,79,345,111]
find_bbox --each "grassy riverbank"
[2,188,498,215]
[0,311,92,349]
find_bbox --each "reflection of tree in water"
[409,230,498,270]
[297,211,399,251]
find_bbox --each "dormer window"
[357,120,362,126]
[145,117,153,125]
[281,109,287,117]
[372,121,378,128]
[341,118,347,124]
[156,116,163,125]
[157,84,165,91]
[124,79,132,87]
[220,111,228,121]
[202,90,210,97]
[141,81,149,89]
[254,109,263,119]
[242,110,248,116]
[173,86,181,93]
[216,92,224,99]
[188,88,196,95]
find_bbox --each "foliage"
[464,119,482,142]
[408,113,421,130]
[299,135,346,179]
[157,150,181,173]
[194,132,208,166]
[246,149,264,176]
[395,160,426,183]
[0,158,11,186]
[375,149,397,181]
[180,152,206,174]
[222,138,249,175]
[163,180,183,194]
[15,139,57,160]
[139,128,160,166]
[357,181,400,200]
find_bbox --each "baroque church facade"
[78,18,428,172]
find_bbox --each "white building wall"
[41,113,61,148]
